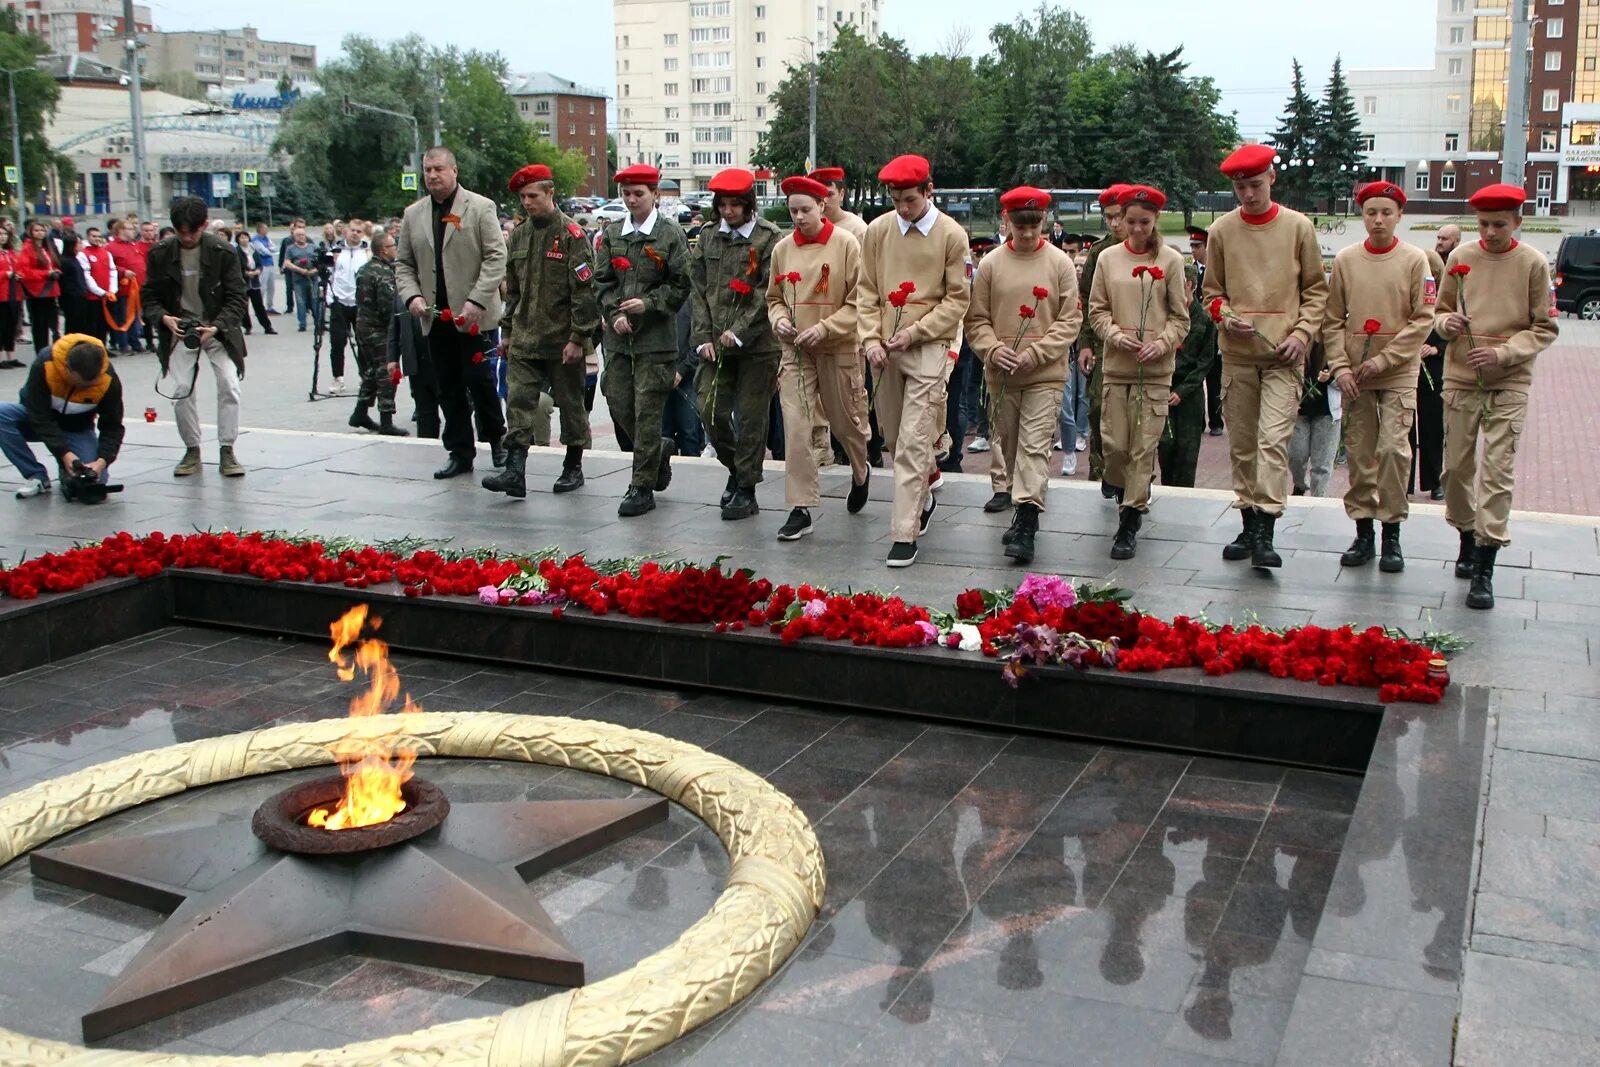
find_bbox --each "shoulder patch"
[567,223,585,240]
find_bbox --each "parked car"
[1554,234,1600,319]
[593,199,629,224]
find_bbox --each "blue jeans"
[1058,355,1089,446]
[289,274,320,330]
[0,402,104,483]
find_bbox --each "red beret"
[999,186,1050,212]
[1221,144,1279,180]
[1355,181,1406,208]
[809,167,846,185]
[708,168,755,195]
[878,154,931,188]
[614,164,660,188]
[1468,183,1527,212]
[59,216,72,225]
[1097,184,1130,207]
[780,175,829,201]
[1118,185,1167,211]
[508,164,553,192]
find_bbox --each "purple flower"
[478,585,501,605]
[803,597,828,619]
[913,620,940,645]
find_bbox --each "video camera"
[59,460,122,506]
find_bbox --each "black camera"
[60,460,122,505]
[176,317,204,350]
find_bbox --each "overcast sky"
[146,0,1438,139]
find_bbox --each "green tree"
[1100,48,1234,223]
[0,10,72,219]
[1312,56,1364,214]
[1268,60,1318,209]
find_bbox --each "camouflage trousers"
[696,349,781,491]
[504,354,591,451]
[601,352,676,490]
[354,332,397,415]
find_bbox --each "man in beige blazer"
[396,146,508,478]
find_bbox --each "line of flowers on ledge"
[0,531,1458,704]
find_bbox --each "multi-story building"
[1352,0,1600,215]
[98,27,315,90]
[506,72,610,197]
[4,0,152,57]
[612,0,883,196]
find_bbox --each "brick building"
[506,72,609,197]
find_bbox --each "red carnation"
[1147,266,1165,281]
[1018,304,1036,319]
[898,281,915,294]
[1031,286,1050,300]
[1132,265,1149,278]
[611,256,633,272]
[956,589,986,618]
[1362,319,1382,335]
[887,289,909,309]
[729,278,753,296]
[1207,297,1224,323]
[390,367,403,386]
[1448,264,1470,277]
[437,308,455,324]
[468,322,481,337]
[784,271,802,284]
[471,351,485,364]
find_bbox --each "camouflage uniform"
[502,211,599,450]
[1079,231,1117,480]
[354,256,399,414]
[689,217,783,491]
[593,214,693,490]
[1158,286,1218,488]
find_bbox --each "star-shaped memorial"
[29,783,668,1041]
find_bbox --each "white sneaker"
[331,377,346,395]
[1075,435,1087,453]
[14,477,46,498]
[1052,439,1064,451]
[701,444,717,458]
[969,436,990,453]
[1062,453,1078,477]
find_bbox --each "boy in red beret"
[1077,184,1131,493]
[858,154,971,567]
[1203,144,1329,569]
[1434,183,1558,609]
[1323,181,1434,572]
[689,168,784,520]
[965,186,1081,564]
[811,165,882,470]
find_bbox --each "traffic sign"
[401,172,418,191]
[241,169,259,187]
[3,166,15,184]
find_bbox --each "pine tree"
[1313,56,1365,215]
[1268,60,1319,210]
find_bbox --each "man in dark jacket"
[143,196,249,477]
[0,333,123,498]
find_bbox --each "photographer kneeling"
[0,333,123,502]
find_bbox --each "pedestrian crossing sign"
[401,173,418,191]
[241,169,259,187]
[2,166,15,184]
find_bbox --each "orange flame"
[309,606,420,831]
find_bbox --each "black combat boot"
[1340,518,1376,567]
[1379,523,1405,573]
[1251,511,1283,569]
[1466,545,1498,609]
[348,401,380,432]
[720,475,737,508]
[377,412,409,437]
[1110,507,1142,560]
[656,438,676,492]
[1223,508,1255,561]
[1001,509,1023,546]
[722,486,759,520]
[481,447,527,498]
[1454,528,1476,578]
[553,446,584,493]
[618,486,655,517]
[1004,503,1039,564]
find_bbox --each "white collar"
[896,204,940,237]
[718,217,757,239]
[622,209,659,237]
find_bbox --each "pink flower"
[477,585,501,605]
[913,620,940,645]
[803,597,828,619]
[1017,573,1077,611]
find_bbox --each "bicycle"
[1316,217,1347,236]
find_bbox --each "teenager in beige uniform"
[1088,184,1189,560]
[1324,181,1433,574]
[857,154,970,568]
[806,167,869,468]
[767,175,872,541]
[1202,144,1329,569]
[965,186,1081,565]
[1434,183,1558,610]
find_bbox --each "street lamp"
[788,36,816,171]
[1,64,35,230]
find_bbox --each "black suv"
[1554,234,1600,318]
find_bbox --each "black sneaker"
[886,541,918,568]
[776,508,814,541]
[847,471,870,514]
[919,493,936,536]
[618,487,655,517]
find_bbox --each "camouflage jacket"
[354,257,397,357]
[689,217,782,356]
[503,210,599,360]
[1077,232,1118,354]
[593,213,693,361]
[1172,290,1218,405]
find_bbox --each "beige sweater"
[828,208,869,243]
[765,221,862,357]
[965,239,1082,387]
[856,207,971,350]
[1088,241,1190,386]
[1322,240,1433,391]
[1201,204,1328,365]
[1434,240,1558,391]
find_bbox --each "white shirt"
[621,209,659,237]
[717,218,757,239]
[327,240,370,306]
[895,204,941,237]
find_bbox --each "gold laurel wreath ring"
[0,711,826,1067]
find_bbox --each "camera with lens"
[59,460,123,506]
[176,317,204,350]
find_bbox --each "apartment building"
[4,0,152,57]
[98,26,315,89]
[612,0,884,196]
[507,72,610,197]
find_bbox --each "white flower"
[950,623,983,652]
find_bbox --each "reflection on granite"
[0,628,1469,1065]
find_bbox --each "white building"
[612,0,883,196]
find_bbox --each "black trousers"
[1410,352,1445,493]
[0,299,15,353]
[27,296,57,353]
[78,298,108,341]
[327,302,357,377]
[1205,354,1224,431]
[431,326,504,461]
[244,288,271,333]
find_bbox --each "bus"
[929,188,1108,237]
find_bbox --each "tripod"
[306,274,337,402]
